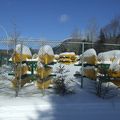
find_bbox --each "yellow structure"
[12,52,32,63]
[38,45,54,64]
[59,52,77,64]
[15,64,28,77]
[11,64,30,88]
[80,49,97,65]
[37,45,54,89]
[83,67,97,80]
[83,55,97,65]
[108,70,120,78]
[37,66,52,79]
[12,44,32,63]
[39,54,54,64]
[35,79,52,89]
[11,76,31,88]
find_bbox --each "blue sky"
[0,0,120,40]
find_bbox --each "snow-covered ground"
[0,63,120,120]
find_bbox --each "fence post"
[81,42,84,88]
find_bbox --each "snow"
[97,61,112,64]
[1,96,120,120]
[54,54,59,58]
[9,57,12,61]
[59,52,75,56]
[109,59,120,71]
[37,61,44,68]
[80,48,97,58]
[98,50,120,62]
[38,45,54,56]
[15,44,32,56]
[26,71,37,75]
[26,58,38,61]
[1,63,120,120]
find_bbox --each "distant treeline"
[53,16,120,54]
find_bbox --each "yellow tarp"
[83,55,97,65]
[11,76,31,88]
[108,70,120,78]
[37,66,52,79]
[106,70,120,86]
[35,79,52,89]
[12,52,32,63]
[111,80,120,86]
[16,64,28,77]
[59,53,77,63]
[83,67,97,80]
[39,54,54,64]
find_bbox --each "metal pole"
[81,42,84,88]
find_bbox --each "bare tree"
[71,28,82,39]
[10,23,21,97]
[103,16,120,40]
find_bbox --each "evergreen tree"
[95,29,106,53]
